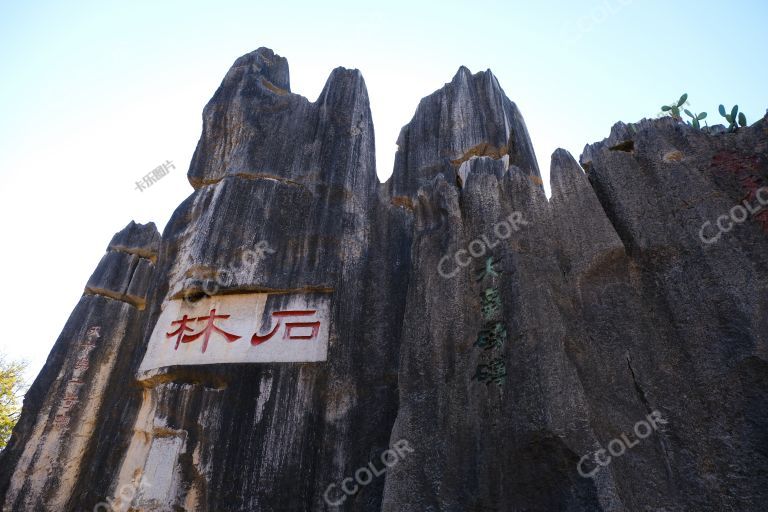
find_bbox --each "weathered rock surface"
[388,66,541,197]
[0,222,160,511]
[1,47,766,512]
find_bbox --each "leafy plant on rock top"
[684,109,708,130]
[661,93,688,120]
[718,104,748,132]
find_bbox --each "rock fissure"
[449,142,509,167]
[626,353,652,415]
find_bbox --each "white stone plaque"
[138,292,331,374]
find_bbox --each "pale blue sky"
[1,0,766,380]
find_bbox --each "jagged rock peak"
[107,220,161,259]
[388,65,540,197]
[187,47,376,195]
[87,222,160,310]
[549,148,587,197]
[316,66,370,119]
[228,47,290,93]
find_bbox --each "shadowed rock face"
[1,47,767,512]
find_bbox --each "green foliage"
[654,94,758,135]
[1,355,27,450]
[719,104,748,132]
[657,93,755,133]
[661,93,688,119]
[684,109,708,130]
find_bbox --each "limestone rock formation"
[0,221,160,511]
[1,47,766,512]
[389,66,540,197]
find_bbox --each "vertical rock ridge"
[566,114,768,509]
[550,148,626,278]
[0,223,159,511]
[94,48,398,511]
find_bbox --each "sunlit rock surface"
[1,47,767,512]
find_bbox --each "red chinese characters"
[53,414,70,428]
[73,357,90,370]
[62,391,79,409]
[166,309,241,353]
[164,308,322,353]
[53,325,101,430]
[166,314,196,350]
[251,310,320,345]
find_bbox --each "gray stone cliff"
[1,47,766,512]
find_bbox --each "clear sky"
[1,0,766,382]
